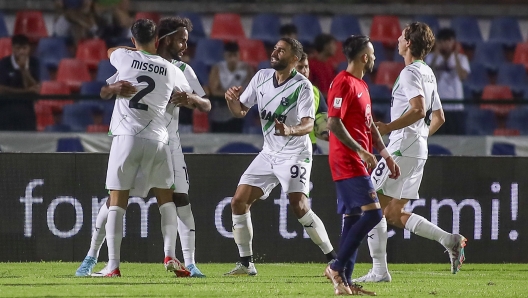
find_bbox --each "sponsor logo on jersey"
[260,110,287,122]
[333,97,342,108]
[280,97,289,106]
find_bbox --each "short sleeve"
[109,48,127,68]
[327,77,350,120]
[239,71,260,108]
[184,65,207,97]
[401,67,424,101]
[106,72,118,84]
[297,80,315,119]
[459,54,471,74]
[173,66,192,93]
[432,88,443,111]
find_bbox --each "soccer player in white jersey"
[223,37,336,276]
[75,17,209,278]
[353,22,467,283]
[89,19,192,277]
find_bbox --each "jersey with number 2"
[108,49,191,144]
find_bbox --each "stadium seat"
[450,16,482,46]
[371,41,387,68]
[210,13,246,42]
[481,85,514,116]
[0,37,11,59]
[369,84,391,101]
[465,62,490,95]
[56,138,84,152]
[251,13,281,44]
[107,36,134,48]
[242,106,261,134]
[413,15,440,34]
[56,59,91,92]
[523,85,528,100]
[428,144,452,155]
[370,15,401,47]
[513,42,528,71]
[0,12,8,38]
[36,37,69,69]
[14,10,48,41]
[497,63,528,94]
[491,142,516,156]
[35,81,72,131]
[95,60,117,82]
[102,99,114,124]
[464,107,496,135]
[493,128,520,136]
[192,38,224,67]
[375,61,404,89]
[257,60,271,70]
[488,17,523,47]
[76,38,108,70]
[80,81,106,96]
[189,60,209,86]
[336,61,347,73]
[62,102,100,132]
[217,142,260,153]
[330,15,362,42]
[327,41,347,70]
[180,12,206,39]
[135,11,160,24]
[393,46,404,63]
[192,109,209,133]
[472,41,505,72]
[292,14,322,46]
[63,0,83,9]
[506,108,528,134]
[238,39,268,69]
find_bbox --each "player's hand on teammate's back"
[274,119,291,136]
[171,91,189,106]
[225,86,242,102]
[375,121,390,136]
[385,156,401,179]
[111,81,137,97]
[358,149,377,171]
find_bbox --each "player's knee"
[172,193,190,207]
[383,205,401,225]
[230,195,249,214]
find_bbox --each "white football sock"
[159,202,178,259]
[87,203,109,259]
[405,213,452,247]
[106,206,125,270]
[177,204,196,266]
[298,209,333,254]
[368,217,389,275]
[232,212,253,257]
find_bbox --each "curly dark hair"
[404,22,435,60]
[158,16,193,39]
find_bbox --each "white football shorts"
[370,155,426,200]
[238,152,312,199]
[106,135,174,198]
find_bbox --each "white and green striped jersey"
[107,49,191,144]
[387,60,443,159]
[240,69,315,158]
[165,60,206,144]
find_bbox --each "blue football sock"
[340,214,361,284]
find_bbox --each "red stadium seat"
[76,38,108,70]
[193,109,209,133]
[481,85,515,116]
[238,39,268,68]
[135,11,160,24]
[513,42,528,71]
[493,128,520,136]
[374,61,404,89]
[370,15,401,47]
[14,10,48,41]
[35,81,72,131]
[0,37,11,59]
[56,59,91,92]
[327,41,347,71]
[210,13,246,42]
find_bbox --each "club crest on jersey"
[365,104,372,127]
[261,109,287,122]
[280,97,289,106]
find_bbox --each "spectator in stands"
[53,0,98,45]
[426,28,470,134]
[93,0,134,46]
[280,24,298,40]
[0,34,39,131]
[208,41,254,133]
[86,106,109,132]
[309,33,337,95]
[45,107,72,132]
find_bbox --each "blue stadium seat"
[96,60,117,82]
[0,12,8,38]
[292,14,321,46]
[465,62,489,95]
[102,100,114,124]
[489,17,523,47]
[491,142,516,156]
[371,41,387,68]
[369,84,391,100]
[413,15,440,34]
[336,61,347,72]
[180,12,206,40]
[330,15,362,42]
[497,63,527,94]
[189,60,209,86]
[451,16,482,46]
[393,46,404,63]
[523,86,528,100]
[506,108,528,134]
[217,142,260,153]
[63,102,99,132]
[107,37,134,48]
[193,38,224,67]
[242,106,262,134]
[251,13,280,44]
[36,37,69,69]
[80,81,106,106]
[428,144,452,155]
[257,60,271,70]
[473,42,505,72]
[465,107,496,135]
[56,138,84,152]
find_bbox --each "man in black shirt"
[0,34,40,131]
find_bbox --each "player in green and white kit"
[223,38,336,276]
[354,23,467,283]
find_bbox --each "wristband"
[380,149,390,159]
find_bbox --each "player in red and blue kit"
[324,35,400,296]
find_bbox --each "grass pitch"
[0,263,526,297]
